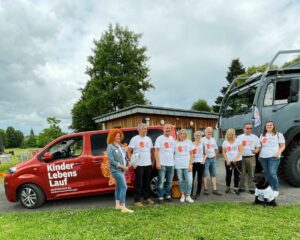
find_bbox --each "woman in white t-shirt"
[175,129,194,203]
[259,121,285,197]
[222,128,243,195]
[191,131,206,199]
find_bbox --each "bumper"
[4,175,18,202]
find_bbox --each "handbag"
[171,181,181,199]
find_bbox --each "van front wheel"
[18,184,46,209]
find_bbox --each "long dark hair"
[262,121,277,136]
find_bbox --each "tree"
[24,128,37,148]
[213,59,245,112]
[37,117,64,148]
[6,127,24,148]
[0,129,8,148]
[71,23,154,131]
[191,99,212,112]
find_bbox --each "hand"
[156,162,161,170]
[124,166,129,172]
[132,164,137,169]
[226,160,230,166]
[119,164,126,170]
[188,164,193,172]
[274,151,281,157]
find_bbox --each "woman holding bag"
[259,121,285,197]
[107,128,134,213]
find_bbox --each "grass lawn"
[0,203,299,240]
[0,148,40,173]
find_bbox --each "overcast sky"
[0,0,300,135]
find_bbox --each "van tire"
[283,143,300,187]
[18,184,46,209]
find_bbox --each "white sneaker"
[273,191,279,198]
[185,195,194,203]
[180,194,185,203]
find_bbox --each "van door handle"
[74,162,83,166]
[92,160,101,164]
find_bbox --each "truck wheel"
[18,184,46,209]
[283,143,300,187]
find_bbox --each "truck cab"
[220,50,300,187]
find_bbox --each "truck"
[219,50,300,187]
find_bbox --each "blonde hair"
[178,129,187,141]
[225,128,236,141]
[194,131,202,137]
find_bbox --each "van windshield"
[223,85,257,117]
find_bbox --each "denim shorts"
[204,157,217,177]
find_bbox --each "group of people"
[107,121,285,213]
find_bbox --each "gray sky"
[0,0,300,135]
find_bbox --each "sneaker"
[145,198,154,205]
[273,191,279,198]
[193,193,200,199]
[203,189,209,195]
[249,190,255,195]
[180,194,185,203]
[233,188,240,195]
[238,188,245,193]
[225,187,230,193]
[212,190,222,196]
[121,207,134,213]
[185,196,194,203]
[134,201,144,207]
[115,206,122,210]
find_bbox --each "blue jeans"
[158,165,174,200]
[260,157,280,191]
[111,171,127,204]
[204,158,217,177]
[176,169,193,195]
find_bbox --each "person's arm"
[127,147,133,160]
[274,133,286,157]
[188,151,193,172]
[235,144,243,162]
[155,148,161,169]
[107,145,123,170]
[222,146,230,166]
[253,137,261,154]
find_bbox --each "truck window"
[264,80,291,106]
[224,85,257,116]
[48,137,83,160]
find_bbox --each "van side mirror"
[289,78,299,103]
[42,152,53,162]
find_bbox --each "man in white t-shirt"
[127,123,154,207]
[237,123,261,194]
[154,124,175,203]
[202,127,222,196]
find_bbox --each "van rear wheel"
[283,143,300,187]
[18,184,45,209]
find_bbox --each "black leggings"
[134,165,152,202]
[225,161,242,188]
[192,162,205,194]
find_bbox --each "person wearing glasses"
[237,123,261,194]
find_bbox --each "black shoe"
[194,193,200,199]
[212,190,222,196]
[203,189,209,195]
[238,188,245,193]
[234,188,240,195]
[164,198,173,203]
[249,190,255,194]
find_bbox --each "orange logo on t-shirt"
[226,146,232,151]
[242,140,247,146]
[139,141,145,148]
[262,137,268,144]
[192,148,197,154]
[164,142,169,148]
[177,146,183,152]
[206,143,211,149]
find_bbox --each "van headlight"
[8,167,17,174]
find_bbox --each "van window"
[48,137,83,160]
[264,80,291,106]
[91,133,108,156]
[147,129,164,144]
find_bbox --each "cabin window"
[264,80,291,106]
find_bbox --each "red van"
[4,126,176,209]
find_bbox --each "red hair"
[107,128,124,144]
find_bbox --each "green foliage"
[191,99,212,112]
[71,23,154,131]
[24,128,37,148]
[37,117,64,148]
[282,55,300,68]
[213,59,245,112]
[0,129,8,149]
[0,203,299,239]
[5,127,24,148]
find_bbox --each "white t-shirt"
[174,140,193,169]
[192,142,205,163]
[222,139,242,161]
[128,135,153,166]
[118,146,127,166]
[201,137,218,158]
[154,135,175,166]
[259,132,285,158]
[255,186,275,202]
[237,134,261,157]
